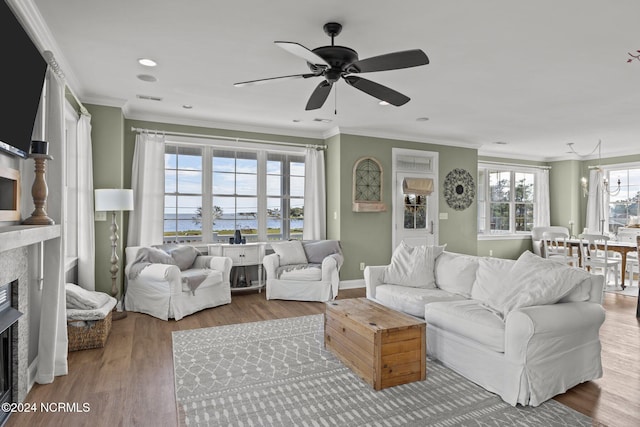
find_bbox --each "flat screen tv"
[0,1,47,159]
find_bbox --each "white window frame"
[603,161,640,234]
[477,163,538,239]
[163,137,305,244]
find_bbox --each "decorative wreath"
[444,168,475,211]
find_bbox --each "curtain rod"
[130,126,326,150]
[479,160,551,170]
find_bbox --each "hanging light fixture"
[568,140,621,197]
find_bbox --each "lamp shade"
[95,189,134,211]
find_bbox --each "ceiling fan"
[234,22,429,110]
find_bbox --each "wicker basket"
[67,311,112,352]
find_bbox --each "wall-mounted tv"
[0,1,47,159]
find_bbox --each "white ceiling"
[23,0,640,160]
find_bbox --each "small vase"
[234,229,242,244]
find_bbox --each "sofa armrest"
[262,253,281,280]
[193,256,233,284]
[321,253,343,300]
[134,263,183,294]
[505,302,605,361]
[364,265,386,300]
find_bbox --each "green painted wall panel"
[87,104,125,295]
[325,134,341,241]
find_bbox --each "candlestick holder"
[22,153,55,225]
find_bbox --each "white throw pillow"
[487,250,591,318]
[471,256,516,304]
[434,251,479,297]
[271,240,308,266]
[384,242,445,288]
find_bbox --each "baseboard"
[339,279,365,290]
[28,356,38,393]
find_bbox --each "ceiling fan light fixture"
[379,100,390,106]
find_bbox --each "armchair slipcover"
[124,246,232,320]
[263,240,343,302]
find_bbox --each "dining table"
[564,238,639,318]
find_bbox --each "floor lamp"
[95,189,134,320]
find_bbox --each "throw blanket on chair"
[129,247,209,295]
[128,247,177,279]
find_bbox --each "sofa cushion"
[383,243,445,288]
[278,264,322,281]
[471,256,516,304]
[375,285,466,318]
[488,250,592,317]
[271,240,308,266]
[302,240,341,264]
[434,252,479,297]
[425,300,506,353]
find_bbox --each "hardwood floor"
[7,289,640,427]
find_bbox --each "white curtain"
[127,133,166,246]
[302,147,326,240]
[586,169,607,234]
[534,169,550,227]
[37,69,68,383]
[76,114,95,290]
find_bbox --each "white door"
[394,172,437,248]
[392,149,438,251]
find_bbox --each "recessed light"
[313,118,332,123]
[137,74,158,82]
[138,58,157,67]
[292,119,301,123]
[493,141,508,145]
[416,117,429,122]
[182,104,193,109]
[379,101,390,106]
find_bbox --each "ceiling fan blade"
[234,73,316,87]
[305,81,332,110]
[275,41,330,67]
[344,75,410,106]
[348,49,429,73]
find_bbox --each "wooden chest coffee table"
[324,297,426,390]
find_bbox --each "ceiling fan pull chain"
[334,83,338,115]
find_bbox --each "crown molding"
[336,127,483,150]
[123,110,328,141]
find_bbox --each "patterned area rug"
[172,315,591,426]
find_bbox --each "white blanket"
[66,283,112,310]
[67,295,117,321]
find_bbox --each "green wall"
[325,133,341,241]
[549,160,582,235]
[87,104,125,295]
[335,134,478,280]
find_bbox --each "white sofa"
[364,249,605,407]
[124,245,232,320]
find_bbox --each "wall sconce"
[581,177,588,197]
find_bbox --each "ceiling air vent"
[136,94,163,101]
[313,118,332,123]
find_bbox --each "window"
[477,165,537,236]
[606,166,640,234]
[163,141,304,243]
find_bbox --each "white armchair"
[263,240,343,302]
[124,245,232,320]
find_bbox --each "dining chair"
[578,234,622,288]
[542,231,578,266]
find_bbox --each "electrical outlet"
[360,262,365,271]
[95,211,107,221]
[489,250,493,257]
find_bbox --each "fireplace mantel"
[0,225,61,252]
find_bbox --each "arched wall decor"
[352,156,386,212]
